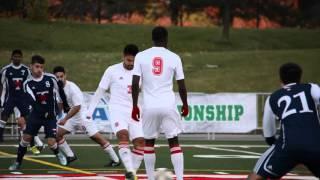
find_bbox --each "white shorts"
[142,108,183,139]
[109,108,143,141]
[58,115,99,137]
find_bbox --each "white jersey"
[63,80,85,119]
[133,47,184,109]
[99,63,133,110]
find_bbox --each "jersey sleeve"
[23,82,36,105]
[310,83,320,105]
[0,69,6,85]
[263,96,277,138]
[132,53,142,77]
[70,84,83,107]
[98,68,112,90]
[52,76,62,103]
[175,56,185,80]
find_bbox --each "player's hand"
[131,106,140,121]
[58,118,67,126]
[181,104,189,117]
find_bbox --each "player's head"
[30,55,45,78]
[123,44,139,70]
[279,62,302,85]
[11,49,23,66]
[53,66,67,84]
[152,26,168,47]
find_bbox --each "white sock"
[0,120,6,128]
[132,147,144,171]
[118,143,134,173]
[144,145,156,180]
[58,139,74,157]
[103,143,120,163]
[170,146,184,180]
[34,136,44,147]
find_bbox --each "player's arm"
[262,96,277,146]
[56,79,70,113]
[176,57,189,117]
[86,68,111,119]
[23,82,36,106]
[0,69,6,107]
[131,54,142,121]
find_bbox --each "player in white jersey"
[53,66,120,166]
[131,26,189,180]
[87,44,144,180]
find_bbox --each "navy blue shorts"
[24,113,57,138]
[1,97,30,117]
[254,145,320,178]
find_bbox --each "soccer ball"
[154,168,173,180]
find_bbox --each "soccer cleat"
[66,155,78,165]
[56,152,67,166]
[8,162,21,171]
[29,145,40,155]
[125,172,137,180]
[104,160,121,167]
[37,145,45,152]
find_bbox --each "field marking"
[195,145,262,155]
[0,144,268,148]
[0,150,95,175]
[0,154,55,158]
[193,154,260,159]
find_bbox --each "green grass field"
[0,19,320,92]
[0,139,312,177]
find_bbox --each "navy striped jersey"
[24,73,61,118]
[0,63,30,101]
[263,83,320,150]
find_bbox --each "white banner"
[85,92,257,133]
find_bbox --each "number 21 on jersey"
[152,57,163,76]
[277,91,313,119]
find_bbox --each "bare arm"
[177,79,188,106]
[132,75,140,107]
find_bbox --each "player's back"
[269,83,320,151]
[134,47,184,109]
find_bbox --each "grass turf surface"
[0,139,312,176]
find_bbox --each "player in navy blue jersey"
[9,55,67,170]
[248,63,320,179]
[0,49,30,142]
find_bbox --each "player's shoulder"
[0,64,12,72]
[66,80,81,90]
[21,64,29,70]
[105,63,122,73]
[44,73,57,81]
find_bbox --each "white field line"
[195,145,262,155]
[0,144,268,148]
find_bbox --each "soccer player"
[53,66,120,166]
[131,26,189,180]
[0,49,43,153]
[87,44,144,180]
[248,63,320,179]
[9,55,67,170]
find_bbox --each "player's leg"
[116,129,135,173]
[9,113,40,170]
[45,118,67,166]
[0,98,14,142]
[162,109,184,180]
[56,125,77,164]
[248,145,296,180]
[142,109,161,180]
[16,101,44,154]
[83,118,120,166]
[301,151,320,178]
[129,119,144,172]
[8,133,33,170]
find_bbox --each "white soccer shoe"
[56,152,67,166]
